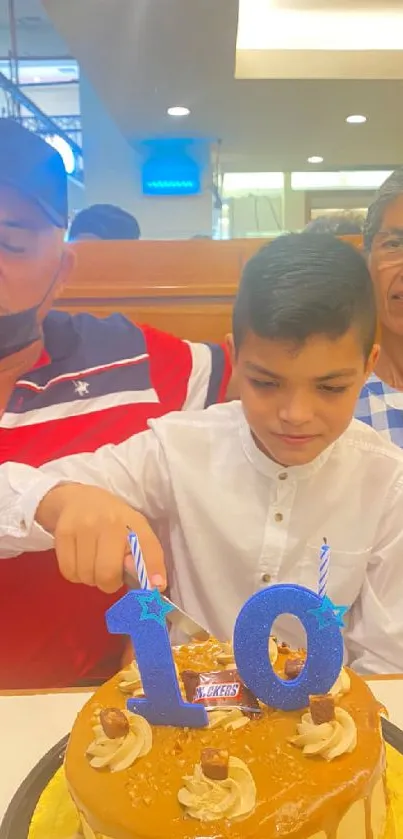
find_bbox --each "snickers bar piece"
[309,694,336,726]
[201,748,229,781]
[284,657,304,680]
[181,668,260,714]
[99,707,129,739]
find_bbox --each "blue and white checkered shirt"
[355,373,403,448]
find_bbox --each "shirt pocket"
[301,543,372,609]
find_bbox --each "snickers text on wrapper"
[181,669,261,714]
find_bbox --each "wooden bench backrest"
[56,236,364,343]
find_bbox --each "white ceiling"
[8,0,402,172]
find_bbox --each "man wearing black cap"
[0,119,231,689]
[0,121,73,413]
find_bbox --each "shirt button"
[278,472,288,481]
[274,512,283,522]
[261,573,272,584]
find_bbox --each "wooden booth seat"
[56,236,364,344]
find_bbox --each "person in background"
[0,118,231,689]
[355,169,403,447]
[69,203,141,241]
[305,213,364,236]
[3,234,403,674]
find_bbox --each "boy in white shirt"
[2,233,403,674]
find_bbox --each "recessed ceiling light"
[167,106,190,117]
[307,156,324,164]
[346,114,367,124]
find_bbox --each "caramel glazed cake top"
[65,637,390,839]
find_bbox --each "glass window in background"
[220,170,394,237]
[221,173,285,239]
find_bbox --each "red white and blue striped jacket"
[0,310,231,688]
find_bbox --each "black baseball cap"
[0,118,68,228]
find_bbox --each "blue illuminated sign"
[142,141,201,196]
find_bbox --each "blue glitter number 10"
[233,584,344,711]
[107,584,344,725]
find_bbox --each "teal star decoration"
[138,590,174,626]
[309,596,348,630]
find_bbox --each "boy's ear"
[225,333,236,366]
[365,343,380,375]
[224,334,239,401]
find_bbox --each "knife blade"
[381,716,403,753]
[123,566,210,641]
[161,595,210,642]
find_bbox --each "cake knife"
[124,530,210,642]
[381,716,403,752]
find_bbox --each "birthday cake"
[65,636,390,839]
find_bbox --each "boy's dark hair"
[364,168,403,252]
[233,233,376,360]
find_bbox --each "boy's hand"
[35,484,166,594]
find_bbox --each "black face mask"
[0,304,42,360]
[0,268,63,360]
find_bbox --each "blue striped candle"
[318,539,330,599]
[128,530,152,590]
